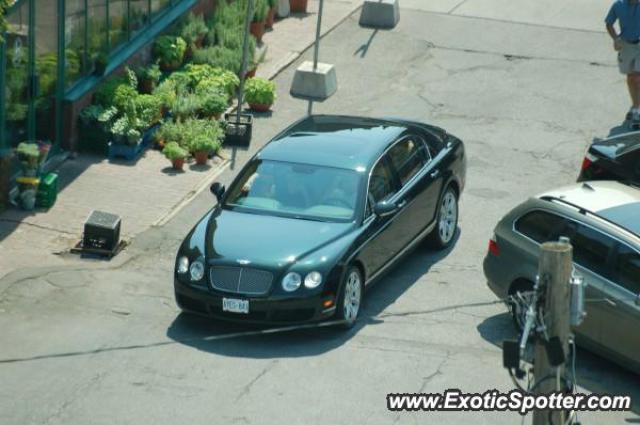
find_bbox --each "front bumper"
[174,278,337,324]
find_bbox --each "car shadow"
[165,229,461,358]
[477,313,640,416]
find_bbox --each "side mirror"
[210,182,226,202]
[374,200,399,217]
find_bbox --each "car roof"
[257,115,409,170]
[537,181,640,236]
[591,131,640,158]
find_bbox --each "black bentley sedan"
[174,115,466,328]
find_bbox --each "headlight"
[282,272,302,292]
[304,271,323,289]
[189,260,205,281]
[177,256,189,274]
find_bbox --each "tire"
[427,185,459,249]
[336,266,364,329]
[508,280,535,332]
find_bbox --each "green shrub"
[190,134,220,153]
[79,105,118,130]
[166,71,192,95]
[153,79,178,110]
[180,13,208,48]
[135,63,162,92]
[199,88,228,117]
[162,141,189,161]
[253,0,269,22]
[113,84,139,111]
[192,46,242,75]
[245,77,276,105]
[153,36,187,70]
[135,94,163,127]
[92,76,131,107]
[172,93,202,122]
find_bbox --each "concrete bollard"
[290,61,338,101]
[359,0,400,29]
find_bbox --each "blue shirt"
[606,0,640,41]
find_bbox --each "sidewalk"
[0,0,363,281]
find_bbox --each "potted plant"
[180,13,208,57]
[16,142,41,177]
[244,77,276,112]
[290,0,308,13]
[190,135,218,165]
[136,63,162,94]
[153,79,178,117]
[266,0,277,29]
[153,36,187,72]
[172,93,202,122]
[94,51,109,75]
[250,0,269,43]
[163,141,189,171]
[199,88,228,120]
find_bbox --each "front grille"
[209,266,274,296]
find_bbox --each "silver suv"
[484,180,640,373]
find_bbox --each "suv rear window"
[514,211,567,243]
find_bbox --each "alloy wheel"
[342,270,362,324]
[438,191,457,244]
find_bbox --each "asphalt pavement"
[0,3,638,425]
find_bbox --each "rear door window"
[571,224,615,280]
[614,244,640,294]
[514,211,568,243]
[387,137,428,185]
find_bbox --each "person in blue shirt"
[606,0,640,126]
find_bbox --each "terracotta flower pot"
[290,0,308,13]
[266,7,276,29]
[194,151,209,165]
[249,102,272,112]
[245,67,257,79]
[250,21,266,43]
[172,158,185,171]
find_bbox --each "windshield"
[224,160,363,222]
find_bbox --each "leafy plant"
[113,84,139,111]
[134,94,163,127]
[92,76,133,107]
[162,141,188,161]
[94,51,109,74]
[195,70,239,98]
[135,63,162,93]
[244,78,276,105]
[16,142,40,174]
[153,35,187,70]
[166,71,192,95]
[110,116,142,146]
[79,105,118,129]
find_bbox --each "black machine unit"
[83,210,121,252]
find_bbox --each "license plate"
[222,298,249,314]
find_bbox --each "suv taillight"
[488,236,500,257]
[581,152,597,171]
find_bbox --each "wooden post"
[532,239,572,425]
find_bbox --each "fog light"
[323,299,334,308]
[177,256,189,274]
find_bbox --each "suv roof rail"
[539,195,640,241]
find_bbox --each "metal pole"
[532,239,572,425]
[236,0,254,123]
[312,0,324,70]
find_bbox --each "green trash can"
[37,173,58,209]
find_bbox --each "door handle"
[396,200,407,209]
[604,298,617,307]
[430,170,440,178]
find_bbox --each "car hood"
[204,209,355,268]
